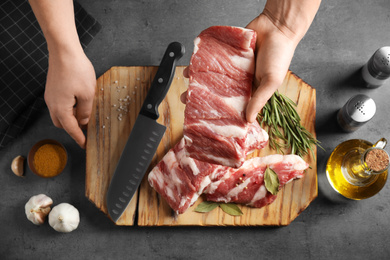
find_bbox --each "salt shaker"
[361,46,390,88]
[337,94,376,132]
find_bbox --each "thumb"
[246,76,281,123]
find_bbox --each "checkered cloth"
[0,0,101,149]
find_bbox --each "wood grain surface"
[86,66,317,226]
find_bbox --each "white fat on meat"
[260,154,284,167]
[225,177,252,201]
[222,95,247,114]
[197,119,247,138]
[176,141,201,176]
[165,185,176,203]
[261,154,308,171]
[188,81,247,116]
[193,37,201,55]
[205,168,234,195]
[282,155,309,171]
[230,54,254,75]
[148,151,179,203]
[248,185,267,207]
[245,124,269,152]
[149,168,164,190]
[199,154,233,171]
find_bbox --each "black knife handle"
[140,42,185,120]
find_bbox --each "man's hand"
[245,0,321,123]
[45,49,96,149]
[245,14,298,123]
[29,0,96,148]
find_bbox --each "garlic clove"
[49,203,80,233]
[25,194,53,225]
[11,155,25,177]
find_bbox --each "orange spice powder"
[33,144,67,177]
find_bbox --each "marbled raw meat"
[148,139,221,214]
[184,26,268,168]
[148,139,309,214]
[204,154,309,208]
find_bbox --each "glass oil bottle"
[326,138,389,200]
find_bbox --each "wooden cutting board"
[86,66,317,226]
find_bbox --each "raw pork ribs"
[204,154,309,209]
[148,139,309,214]
[148,139,221,214]
[183,26,268,168]
[148,26,308,215]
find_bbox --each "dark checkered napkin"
[0,0,101,149]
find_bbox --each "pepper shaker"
[362,46,390,88]
[337,94,376,132]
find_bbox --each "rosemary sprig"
[257,91,322,158]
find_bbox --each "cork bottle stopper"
[365,148,389,172]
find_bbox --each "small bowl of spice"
[28,139,68,178]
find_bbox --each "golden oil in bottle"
[326,139,388,200]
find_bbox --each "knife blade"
[107,42,185,222]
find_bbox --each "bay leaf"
[194,201,219,213]
[264,167,280,195]
[219,203,243,216]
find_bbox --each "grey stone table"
[1,0,390,259]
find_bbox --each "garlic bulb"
[48,203,80,233]
[25,194,53,225]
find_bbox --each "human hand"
[179,24,297,118]
[181,0,319,121]
[180,21,297,122]
[245,14,299,123]
[245,0,321,122]
[44,49,96,149]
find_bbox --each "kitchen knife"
[107,42,185,222]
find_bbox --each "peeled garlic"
[49,203,80,233]
[25,194,53,225]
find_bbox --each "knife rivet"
[158,78,163,83]
[169,52,174,57]
[147,104,152,109]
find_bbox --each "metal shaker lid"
[345,94,376,123]
[369,46,390,79]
